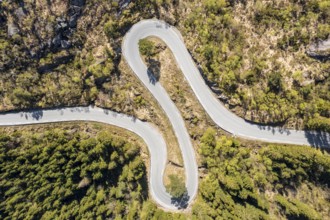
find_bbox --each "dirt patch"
[163,162,185,186]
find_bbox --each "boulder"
[61,40,71,49]
[56,21,68,30]
[69,14,78,27]
[218,93,229,101]
[71,0,85,7]
[55,17,65,23]
[7,22,19,37]
[63,29,72,38]
[14,8,26,21]
[59,21,68,29]
[307,37,330,61]
[52,34,62,48]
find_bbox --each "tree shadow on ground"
[170,191,190,209]
[146,58,161,85]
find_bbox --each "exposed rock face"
[113,0,131,9]
[14,8,26,21]
[69,14,79,27]
[307,37,330,61]
[7,22,19,37]
[0,0,88,76]
[71,0,85,7]
[52,17,73,50]
[49,0,85,51]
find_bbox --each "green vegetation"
[2,0,329,218]
[181,0,330,130]
[0,127,145,219]
[166,175,186,198]
[275,195,321,220]
[1,0,329,131]
[306,116,330,133]
[139,38,155,57]
[0,124,185,219]
[192,128,329,219]
[104,20,119,38]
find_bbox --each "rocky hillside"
[0,0,329,132]
[178,0,330,131]
[0,0,143,111]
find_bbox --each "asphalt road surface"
[0,19,329,211]
[123,20,329,148]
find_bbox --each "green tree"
[268,72,283,93]
[104,20,118,38]
[0,125,150,219]
[166,175,186,198]
[138,38,155,57]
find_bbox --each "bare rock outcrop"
[307,37,330,61]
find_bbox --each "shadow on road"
[103,109,109,115]
[31,110,43,120]
[248,120,329,148]
[69,106,89,113]
[305,131,330,149]
[255,124,291,136]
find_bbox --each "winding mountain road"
[0,107,175,209]
[124,19,329,149]
[0,19,329,211]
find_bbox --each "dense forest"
[0,125,329,219]
[192,128,330,219]
[0,125,146,219]
[0,124,185,219]
[1,0,329,131]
